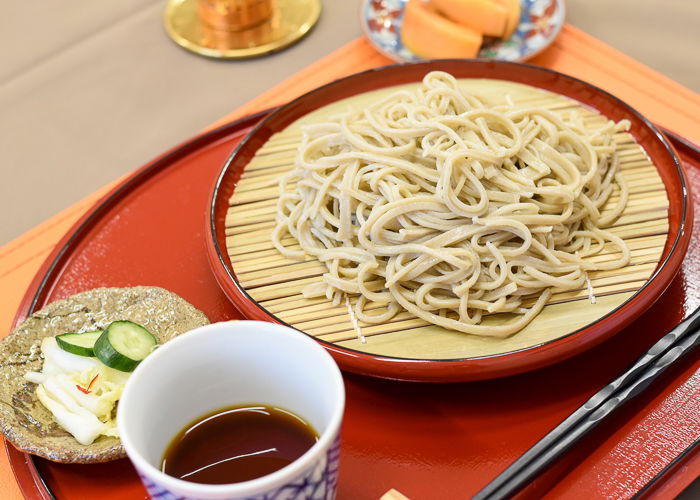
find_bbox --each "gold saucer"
[164,0,322,59]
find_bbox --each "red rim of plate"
[206,60,693,382]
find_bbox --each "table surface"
[1,0,699,245]
[2,0,700,498]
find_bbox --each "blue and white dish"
[361,0,565,62]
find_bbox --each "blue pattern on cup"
[137,437,341,500]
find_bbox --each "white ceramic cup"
[118,320,345,500]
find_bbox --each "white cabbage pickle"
[24,337,130,445]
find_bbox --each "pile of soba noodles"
[272,71,630,338]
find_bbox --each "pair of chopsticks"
[473,304,700,500]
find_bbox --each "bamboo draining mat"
[225,80,669,359]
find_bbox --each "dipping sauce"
[160,405,318,484]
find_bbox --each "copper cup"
[197,0,273,31]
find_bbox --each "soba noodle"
[272,71,630,338]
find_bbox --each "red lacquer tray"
[6,113,700,499]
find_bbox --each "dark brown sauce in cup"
[161,405,318,484]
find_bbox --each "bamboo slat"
[223,80,670,359]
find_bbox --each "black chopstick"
[473,304,700,500]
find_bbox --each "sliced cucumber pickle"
[94,321,157,372]
[56,331,103,357]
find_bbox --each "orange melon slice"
[401,0,483,59]
[491,0,522,39]
[431,0,509,38]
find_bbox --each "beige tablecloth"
[1,0,699,245]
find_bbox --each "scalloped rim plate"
[360,0,565,63]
